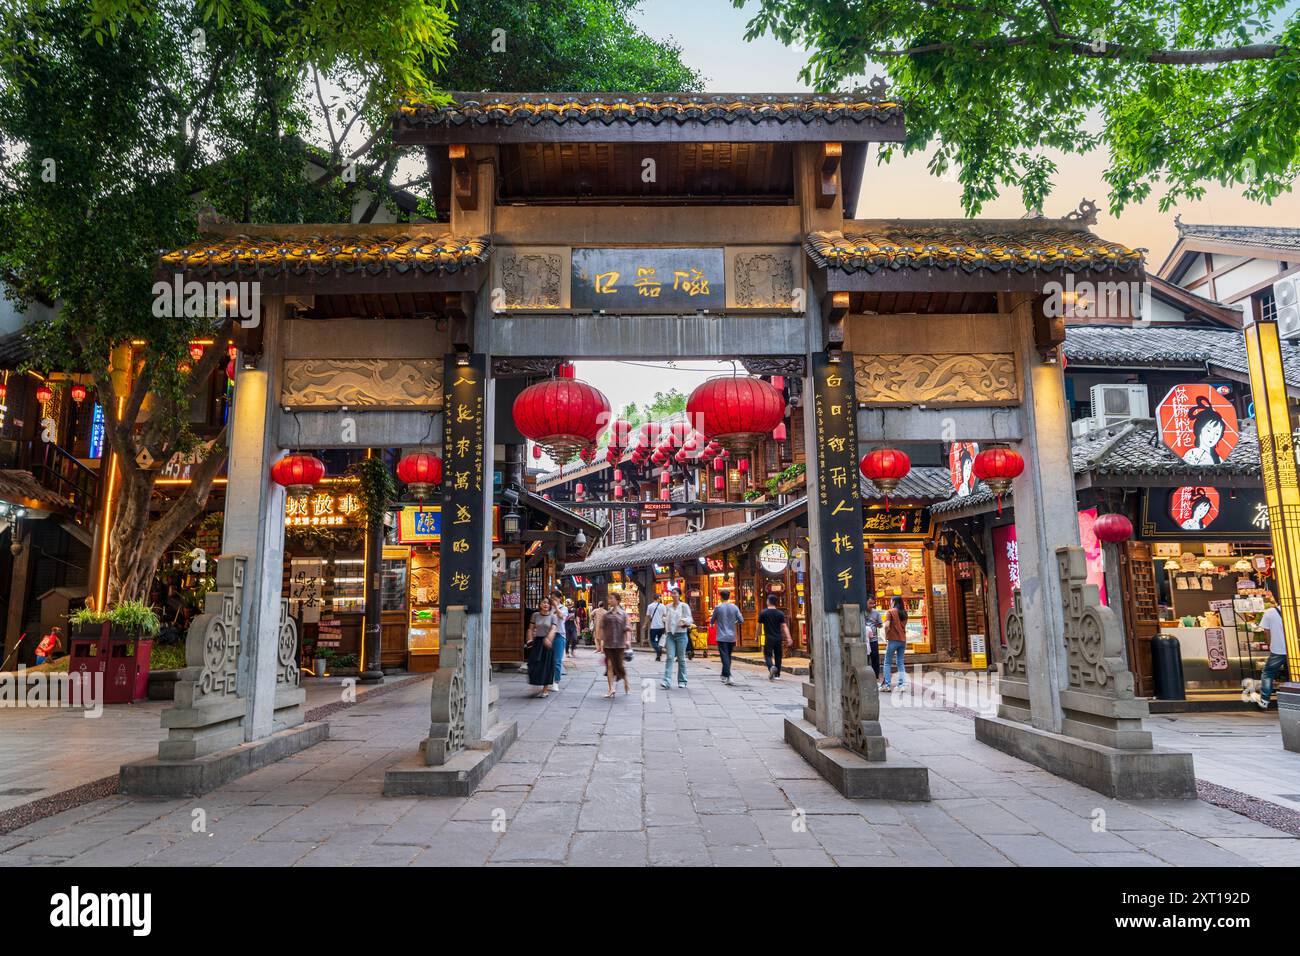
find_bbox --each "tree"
[739,0,1300,214]
[643,388,687,421]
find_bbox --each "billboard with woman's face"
[1156,384,1239,466]
[949,441,979,497]
[1168,485,1221,531]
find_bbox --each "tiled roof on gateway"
[159,232,491,278]
[1173,220,1300,255]
[1063,325,1300,388]
[397,92,903,129]
[806,221,1144,275]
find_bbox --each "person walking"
[865,598,884,684]
[1257,592,1289,710]
[880,595,909,692]
[549,589,568,691]
[711,589,744,686]
[527,598,560,699]
[34,626,63,665]
[564,598,579,663]
[661,588,694,689]
[758,595,791,680]
[598,592,632,698]
[646,592,669,662]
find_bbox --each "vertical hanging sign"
[440,353,487,612]
[812,352,867,612]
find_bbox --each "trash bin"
[1150,634,1186,700]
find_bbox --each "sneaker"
[881,684,892,693]
[661,680,670,690]
[769,667,777,680]
[678,682,688,689]
[725,676,734,686]
[772,673,781,681]
[1258,695,1271,710]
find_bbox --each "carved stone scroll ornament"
[500,251,564,309]
[995,587,1032,724]
[854,353,1018,406]
[277,598,299,687]
[190,556,245,701]
[840,638,887,761]
[281,359,442,408]
[732,251,796,309]
[741,356,806,377]
[425,607,469,766]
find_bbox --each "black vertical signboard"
[812,352,867,613]
[440,353,487,612]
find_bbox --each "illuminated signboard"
[285,489,364,527]
[398,505,501,544]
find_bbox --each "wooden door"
[1120,541,1159,697]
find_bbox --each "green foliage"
[69,606,109,627]
[740,0,1300,214]
[643,388,687,421]
[150,642,188,670]
[353,454,398,529]
[108,599,162,635]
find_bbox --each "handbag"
[623,648,634,663]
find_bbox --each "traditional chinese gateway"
[123,92,1196,801]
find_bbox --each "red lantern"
[226,359,236,382]
[396,452,443,499]
[660,486,670,501]
[635,422,661,448]
[666,420,692,449]
[605,446,619,464]
[651,449,668,465]
[512,378,610,464]
[675,450,688,463]
[660,469,670,485]
[687,376,786,458]
[532,444,543,460]
[613,484,624,499]
[227,344,238,360]
[1094,513,1133,544]
[555,362,576,379]
[714,474,725,491]
[189,343,205,363]
[772,422,788,442]
[70,383,87,404]
[713,458,725,473]
[271,453,326,497]
[738,457,749,474]
[860,448,911,510]
[574,482,585,500]
[579,444,596,465]
[609,419,634,450]
[35,384,53,404]
[0,383,7,402]
[973,446,1025,514]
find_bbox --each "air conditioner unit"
[1275,274,1300,340]
[1090,383,1149,426]
[1071,417,1098,439]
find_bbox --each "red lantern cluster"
[860,448,911,510]
[512,377,610,464]
[1094,513,1133,544]
[271,453,326,497]
[687,377,786,458]
[396,451,442,500]
[973,446,1025,513]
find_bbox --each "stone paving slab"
[0,647,1296,866]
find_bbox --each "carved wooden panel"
[854,352,1018,406]
[726,246,802,310]
[281,359,443,408]
[494,246,570,310]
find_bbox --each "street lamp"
[503,506,522,541]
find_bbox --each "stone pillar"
[802,367,841,736]
[1002,295,1077,733]
[465,370,495,743]
[980,519,1004,667]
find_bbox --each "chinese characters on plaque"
[571,248,725,312]
[812,353,867,613]
[439,353,487,612]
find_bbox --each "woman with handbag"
[880,595,909,693]
[597,592,632,698]
[527,598,561,699]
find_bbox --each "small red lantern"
[579,445,596,465]
[70,383,87,404]
[226,359,236,382]
[0,383,7,403]
[1094,513,1134,544]
[270,453,326,497]
[35,383,53,404]
[609,419,634,450]
[660,469,670,485]
[651,449,667,466]
[396,451,443,499]
[189,343,206,363]
[714,474,726,491]
[738,457,749,474]
[575,482,585,500]
[675,450,688,464]
[613,484,624,499]
[973,446,1025,513]
[860,448,911,510]
[660,486,671,501]
[532,444,543,460]
[555,362,576,379]
[227,344,238,360]
[773,423,788,442]
[687,376,786,458]
[605,446,619,464]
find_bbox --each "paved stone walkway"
[1,649,1297,866]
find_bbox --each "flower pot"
[314,658,328,677]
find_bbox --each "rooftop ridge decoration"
[805,221,1144,275]
[396,92,903,128]
[159,231,491,278]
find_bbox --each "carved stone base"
[121,721,329,797]
[975,715,1196,799]
[385,719,517,797]
[784,718,930,801]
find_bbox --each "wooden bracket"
[817,142,842,210]
[448,144,477,211]
[1031,293,1066,353]
[443,292,474,350]
[826,291,850,345]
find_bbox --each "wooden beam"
[817,142,841,210]
[448,144,477,211]
[825,291,850,344]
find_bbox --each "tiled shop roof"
[0,470,71,513]
[159,232,491,277]
[1174,220,1300,255]
[1063,325,1300,388]
[562,497,808,577]
[860,466,955,502]
[397,92,903,129]
[806,221,1144,275]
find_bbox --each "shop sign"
[1152,541,1182,558]
[1156,384,1240,465]
[290,559,323,624]
[161,439,219,480]
[811,353,867,612]
[1204,627,1229,671]
[862,506,930,537]
[1204,542,1232,557]
[1141,487,1270,537]
[286,489,364,527]
[871,547,912,571]
[970,633,987,669]
[571,247,725,313]
[758,542,789,575]
[948,441,979,497]
[397,505,501,545]
[790,548,806,573]
[440,353,487,612]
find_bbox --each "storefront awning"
[562,497,808,577]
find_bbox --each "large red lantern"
[687,376,786,458]
[1094,512,1134,544]
[70,383,87,404]
[396,451,442,499]
[973,446,1025,513]
[860,448,911,510]
[35,383,53,404]
[512,378,610,464]
[271,453,326,497]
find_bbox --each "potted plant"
[314,647,333,678]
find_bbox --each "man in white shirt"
[646,593,669,662]
[1258,594,1289,710]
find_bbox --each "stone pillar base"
[975,714,1196,799]
[1278,684,1300,752]
[784,718,931,801]
[383,719,518,797]
[120,721,329,797]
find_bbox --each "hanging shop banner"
[812,352,867,612]
[758,542,790,574]
[1156,384,1240,465]
[862,506,931,537]
[571,247,726,313]
[948,441,979,497]
[1141,486,1270,537]
[439,353,488,612]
